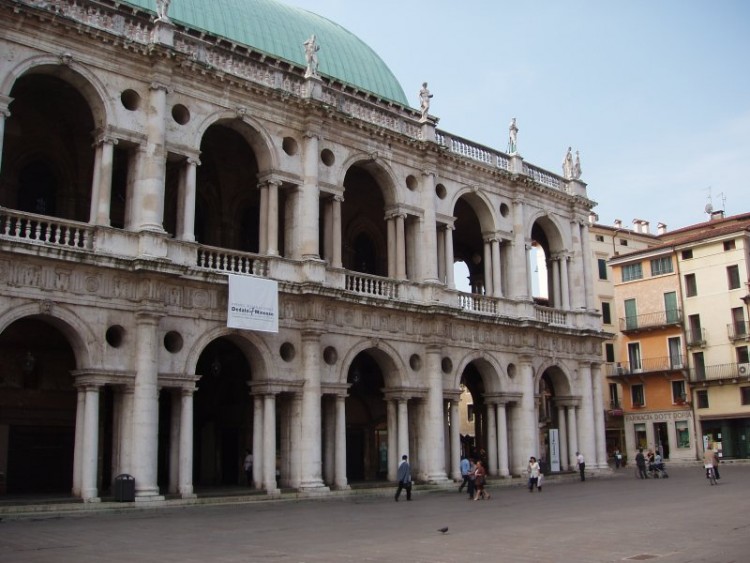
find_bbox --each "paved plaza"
[1,464,748,563]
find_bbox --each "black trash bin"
[114,474,135,502]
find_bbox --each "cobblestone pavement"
[1,464,748,563]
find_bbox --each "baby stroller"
[648,460,669,478]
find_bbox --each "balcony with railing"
[605,355,687,378]
[619,309,683,333]
[688,362,750,384]
[727,321,749,341]
[0,207,94,250]
[685,328,707,348]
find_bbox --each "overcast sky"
[288,0,749,232]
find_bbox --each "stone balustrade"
[0,207,94,250]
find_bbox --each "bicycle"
[705,464,717,485]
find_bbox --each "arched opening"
[193,338,253,487]
[1,73,96,221]
[530,217,566,308]
[0,318,77,494]
[452,195,494,295]
[342,165,388,277]
[458,362,487,464]
[537,367,570,472]
[345,352,387,481]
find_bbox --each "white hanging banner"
[549,429,561,472]
[227,274,278,333]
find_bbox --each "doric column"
[299,332,327,491]
[0,96,11,171]
[334,394,349,489]
[287,394,302,489]
[131,312,163,500]
[132,80,169,231]
[387,399,398,481]
[168,389,181,494]
[567,405,579,470]
[118,386,135,476]
[516,357,537,473]
[486,402,498,475]
[176,157,198,242]
[81,383,101,501]
[263,393,279,493]
[444,225,455,288]
[560,254,570,310]
[422,346,447,482]
[496,402,510,477]
[179,387,195,497]
[591,363,608,467]
[397,398,409,461]
[72,387,85,496]
[483,238,493,296]
[449,400,461,480]
[578,363,598,466]
[322,397,334,485]
[491,238,503,297]
[90,134,117,226]
[557,405,569,471]
[395,213,406,280]
[420,170,439,283]
[252,394,263,489]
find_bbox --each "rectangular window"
[622,262,643,282]
[685,273,697,297]
[737,346,749,365]
[628,342,642,372]
[693,352,706,381]
[634,423,647,449]
[724,239,736,251]
[650,256,673,276]
[602,302,612,325]
[688,314,702,346]
[696,389,709,409]
[620,239,629,247]
[742,387,750,406]
[664,291,679,323]
[605,342,615,363]
[732,307,747,337]
[681,249,693,260]
[631,383,644,406]
[624,298,638,330]
[596,235,604,242]
[671,379,686,403]
[598,258,608,280]
[727,265,741,290]
[668,336,682,368]
[675,420,690,448]
[609,383,620,408]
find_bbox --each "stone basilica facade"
[0,0,606,501]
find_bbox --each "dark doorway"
[654,422,670,459]
[7,426,74,493]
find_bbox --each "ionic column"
[176,157,198,242]
[387,399,398,481]
[491,238,503,297]
[591,364,608,467]
[496,403,510,477]
[395,214,406,280]
[168,389,181,494]
[334,394,349,489]
[300,131,320,259]
[450,400,461,480]
[299,332,327,491]
[263,393,279,493]
[179,387,195,498]
[483,238,493,296]
[331,195,343,268]
[397,398,409,461]
[258,183,269,253]
[132,81,169,231]
[580,222,595,310]
[560,254,570,310]
[387,216,396,277]
[486,402,498,475]
[267,180,280,256]
[131,312,163,500]
[567,405,579,470]
[81,384,101,502]
[552,257,562,308]
[252,395,263,489]
[444,225,455,288]
[90,135,117,226]
[72,387,85,497]
[0,97,11,171]
[420,170,439,283]
[557,405,569,471]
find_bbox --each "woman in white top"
[527,456,542,492]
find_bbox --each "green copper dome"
[123,0,408,105]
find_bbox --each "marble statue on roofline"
[562,146,574,179]
[419,82,433,121]
[507,117,518,154]
[303,34,320,78]
[155,0,171,21]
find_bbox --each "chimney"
[641,220,650,234]
[588,212,599,225]
[614,219,622,228]
[657,222,667,235]
[632,218,645,233]
[710,210,725,221]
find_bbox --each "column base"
[423,472,451,484]
[180,491,197,499]
[83,496,101,503]
[298,480,330,493]
[135,490,166,502]
[333,483,350,491]
[265,488,281,497]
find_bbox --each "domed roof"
[123,0,408,105]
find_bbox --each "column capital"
[92,130,119,148]
[332,194,345,203]
[0,94,13,116]
[421,168,436,179]
[149,81,172,93]
[257,177,283,190]
[186,156,201,166]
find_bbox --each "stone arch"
[338,153,399,207]
[452,351,506,393]
[184,326,273,381]
[526,211,570,253]
[339,339,407,388]
[534,361,573,396]
[192,111,277,174]
[450,186,498,232]
[0,302,95,370]
[1,56,111,129]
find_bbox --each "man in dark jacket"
[395,455,412,501]
[635,448,648,479]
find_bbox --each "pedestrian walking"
[458,455,470,493]
[635,448,648,479]
[473,460,490,500]
[576,451,586,481]
[394,455,412,501]
[527,456,541,492]
[613,448,622,469]
[466,457,477,500]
